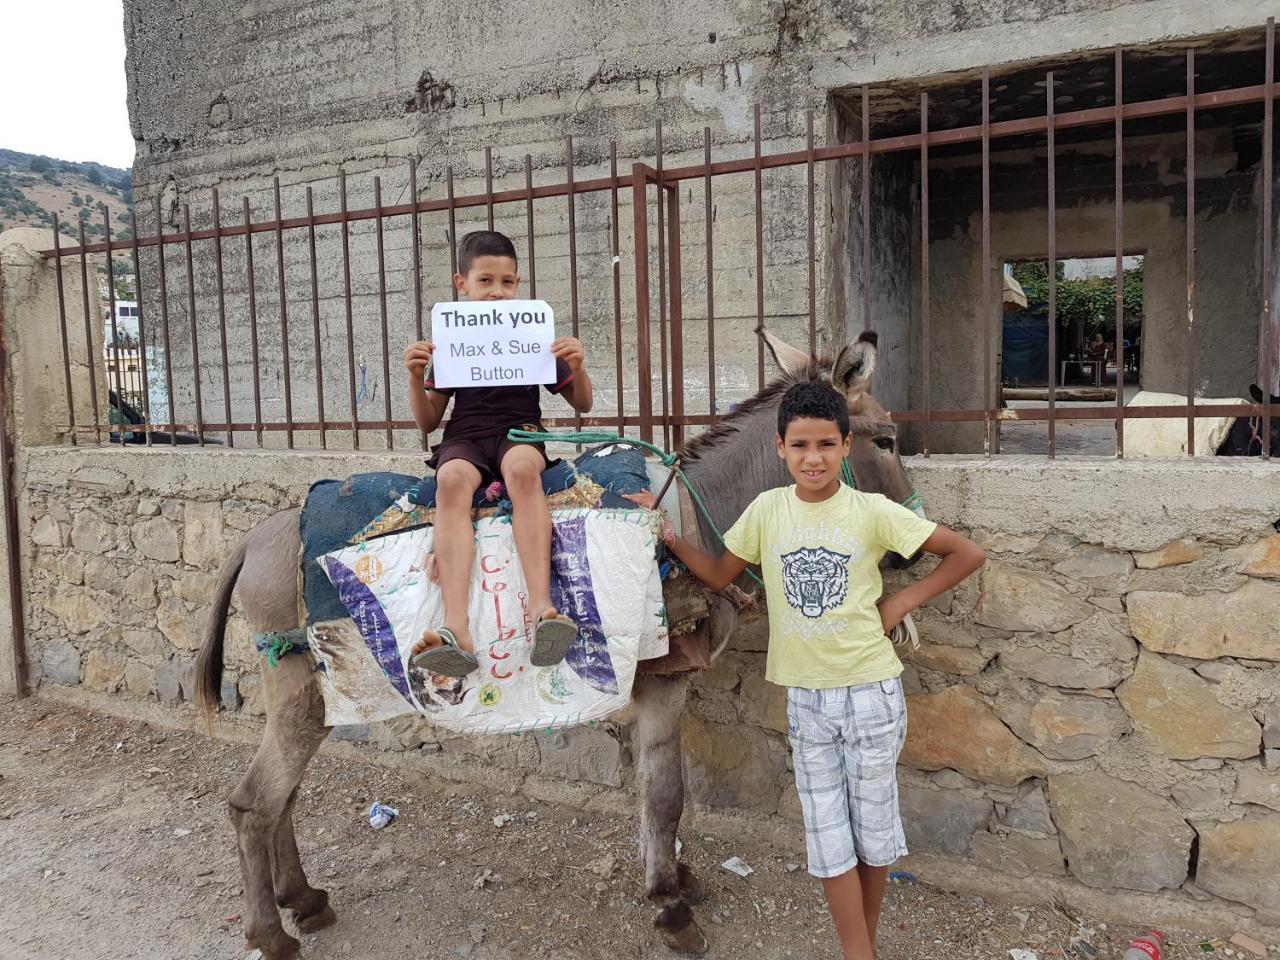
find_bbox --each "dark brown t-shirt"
[424,357,574,443]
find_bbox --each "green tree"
[28,157,50,173]
[86,166,103,185]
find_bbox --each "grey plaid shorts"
[786,678,909,878]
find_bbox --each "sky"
[2,1,134,169]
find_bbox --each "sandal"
[530,612,578,667]
[409,627,479,677]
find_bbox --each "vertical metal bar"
[484,146,495,232]
[273,177,295,448]
[52,221,77,444]
[1047,72,1058,459]
[861,86,872,334]
[128,211,153,446]
[525,154,538,299]
[982,70,992,457]
[566,136,582,436]
[920,93,931,455]
[154,197,175,435]
[77,219,101,443]
[410,159,424,343]
[0,278,29,695]
[182,204,205,445]
[754,103,765,389]
[667,185,685,447]
[1115,48,1127,458]
[632,162,655,444]
[1263,19,1275,459]
[655,121,671,449]
[446,166,459,301]
[374,176,394,449]
[103,209,125,446]
[305,187,327,449]
[704,127,716,420]
[806,109,817,354]
[609,142,624,432]
[1186,48,1197,456]
[241,197,264,447]
[339,169,359,449]
[211,190,234,446]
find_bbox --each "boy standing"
[634,381,985,960]
[403,230,595,677]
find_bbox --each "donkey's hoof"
[656,904,707,956]
[677,862,708,905]
[247,930,301,960]
[295,903,337,933]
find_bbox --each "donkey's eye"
[873,436,895,451]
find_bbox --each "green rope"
[254,629,309,667]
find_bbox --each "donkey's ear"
[758,328,812,375]
[832,330,878,396]
[1251,384,1264,403]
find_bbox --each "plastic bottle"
[1123,930,1164,960]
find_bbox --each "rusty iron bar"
[51,221,77,445]
[154,197,176,436]
[181,204,206,445]
[667,183,685,448]
[753,104,765,390]
[609,142,624,433]
[566,136,582,437]
[374,176,394,449]
[861,86,872,335]
[655,121,671,451]
[1047,71,1058,459]
[305,186,328,449]
[1186,48,1197,456]
[703,127,717,422]
[339,170,360,449]
[525,155,538,299]
[920,93,931,456]
[631,162,655,444]
[981,71,993,456]
[103,208,125,447]
[211,190,234,447]
[0,256,30,695]
[484,146,495,232]
[446,166,459,300]
[76,219,101,443]
[272,178,295,448]
[128,211,154,446]
[1115,48,1127,457]
[43,77,1280,261]
[241,197,264,446]
[409,159,424,343]
[806,108,817,354]
[1260,17,1277,459]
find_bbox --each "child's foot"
[409,626,479,677]
[530,609,578,666]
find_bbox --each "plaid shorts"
[787,678,909,878]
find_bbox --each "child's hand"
[551,337,586,372]
[623,492,674,545]
[878,596,907,637]
[404,341,435,378]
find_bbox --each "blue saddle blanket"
[300,444,653,625]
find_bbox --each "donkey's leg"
[270,786,336,932]
[229,654,331,960]
[632,672,706,955]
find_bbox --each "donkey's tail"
[194,531,248,725]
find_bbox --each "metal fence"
[38,21,1279,459]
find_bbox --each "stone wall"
[15,445,1280,930]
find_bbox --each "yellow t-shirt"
[723,485,937,689]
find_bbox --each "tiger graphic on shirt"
[780,546,851,619]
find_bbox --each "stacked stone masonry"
[14,447,1280,927]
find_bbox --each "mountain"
[0,149,133,244]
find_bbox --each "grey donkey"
[194,329,922,959]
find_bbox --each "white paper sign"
[430,299,556,389]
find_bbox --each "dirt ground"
[0,696,1271,960]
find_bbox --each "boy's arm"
[551,337,594,414]
[404,341,451,434]
[878,525,986,634]
[623,492,749,591]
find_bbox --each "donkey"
[1216,384,1280,456]
[194,329,922,959]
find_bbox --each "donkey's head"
[759,329,924,565]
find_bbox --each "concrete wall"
[15,443,1280,935]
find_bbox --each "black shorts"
[426,435,550,484]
